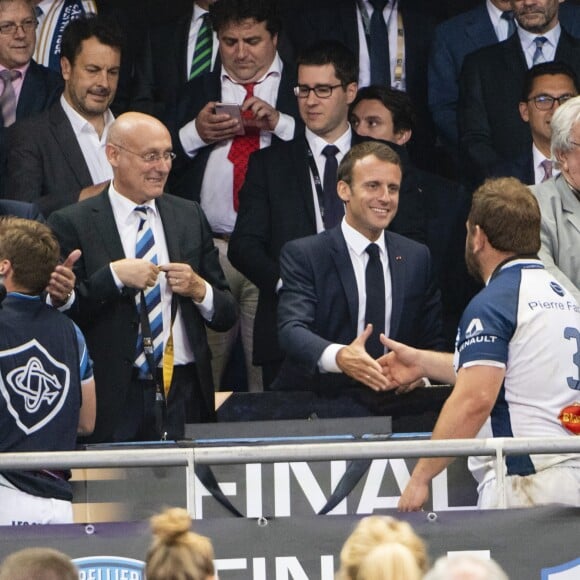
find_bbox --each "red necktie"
[227,82,260,211]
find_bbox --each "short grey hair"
[424,554,509,580]
[550,95,580,162]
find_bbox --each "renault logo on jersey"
[549,281,565,297]
[465,318,484,339]
[0,339,70,435]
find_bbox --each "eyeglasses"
[294,84,344,99]
[112,143,176,163]
[527,94,575,110]
[0,18,38,36]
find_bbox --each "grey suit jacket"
[48,189,237,442]
[531,174,580,302]
[5,101,94,216]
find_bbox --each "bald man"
[48,112,236,443]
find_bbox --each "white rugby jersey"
[453,259,580,487]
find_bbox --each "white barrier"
[1,436,579,514]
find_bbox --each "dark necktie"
[533,36,548,65]
[321,144,342,229]
[501,11,516,38]
[227,82,260,211]
[134,206,163,378]
[365,243,386,359]
[189,13,212,79]
[369,0,390,86]
[0,69,21,127]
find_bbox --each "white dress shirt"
[107,184,215,365]
[319,218,392,373]
[356,0,405,89]
[179,53,295,234]
[60,94,114,184]
[518,24,560,69]
[486,0,513,42]
[305,125,352,233]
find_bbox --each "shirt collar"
[108,181,158,227]
[60,93,115,136]
[192,2,209,20]
[0,61,30,76]
[305,125,352,158]
[221,51,282,84]
[517,22,561,50]
[341,217,386,258]
[6,292,41,301]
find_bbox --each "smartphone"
[215,102,245,135]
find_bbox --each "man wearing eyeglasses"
[48,112,237,443]
[4,14,122,216]
[0,0,61,194]
[458,0,580,186]
[531,94,580,304]
[491,61,579,184]
[0,0,61,127]
[229,41,430,389]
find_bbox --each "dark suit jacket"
[228,133,427,366]
[429,3,497,148]
[490,149,535,185]
[167,63,300,199]
[288,0,437,170]
[47,189,237,443]
[429,2,580,149]
[458,29,580,184]
[0,60,62,196]
[276,226,444,392]
[0,200,44,221]
[4,101,94,216]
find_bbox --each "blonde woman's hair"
[357,542,423,580]
[145,508,215,580]
[338,516,428,580]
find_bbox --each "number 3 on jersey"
[564,327,580,390]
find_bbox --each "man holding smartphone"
[170,0,300,393]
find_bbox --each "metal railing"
[1,436,579,514]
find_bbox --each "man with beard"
[458,0,580,185]
[4,14,122,216]
[379,177,580,510]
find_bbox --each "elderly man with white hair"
[424,554,508,580]
[531,95,580,303]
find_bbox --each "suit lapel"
[385,231,405,338]
[156,195,182,262]
[339,0,359,55]
[91,189,126,260]
[276,64,300,122]
[555,29,576,62]
[177,8,194,80]
[329,226,359,331]
[503,33,527,75]
[49,103,93,187]
[557,177,580,235]
[16,62,41,118]
[293,136,318,230]
[466,4,498,47]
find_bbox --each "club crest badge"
[0,339,70,435]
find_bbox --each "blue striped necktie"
[134,206,163,378]
[189,13,212,79]
[532,37,548,65]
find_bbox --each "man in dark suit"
[286,0,437,171]
[349,85,475,348]
[229,42,427,388]
[48,112,237,443]
[170,0,301,392]
[492,61,579,184]
[429,0,514,151]
[458,0,580,184]
[0,0,62,194]
[277,141,443,393]
[4,15,122,216]
[130,1,218,120]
